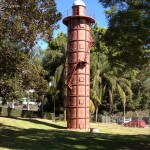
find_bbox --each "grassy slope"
[0,117,150,150]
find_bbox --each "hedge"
[0,107,65,120]
[43,112,54,120]
[0,107,38,118]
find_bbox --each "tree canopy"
[0,0,61,102]
[99,0,150,69]
[0,0,149,117]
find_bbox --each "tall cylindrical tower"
[63,0,95,130]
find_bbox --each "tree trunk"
[123,102,126,123]
[41,99,43,118]
[27,94,30,111]
[64,108,66,122]
[53,97,55,122]
[95,107,98,123]
[63,96,67,121]
[95,102,98,123]
[109,89,113,115]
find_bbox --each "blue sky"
[38,0,108,49]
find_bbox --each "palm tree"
[102,73,133,115]
[90,52,109,122]
[117,78,133,121]
[101,73,116,115]
[49,65,63,121]
[43,32,67,121]
[91,52,133,117]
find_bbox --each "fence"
[90,114,150,128]
[62,9,95,19]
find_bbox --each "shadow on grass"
[0,124,150,150]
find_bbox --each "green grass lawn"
[0,117,150,150]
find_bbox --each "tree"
[91,53,133,116]
[49,65,63,121]
[0,0,61,103]
[117,78,133,121]
[90,52,109,121]
[42,32,68,118]
[98,0,150,69]
[132,63,150,111]
[95,0,150,115]
[91,25,133,116]
[90,25,110,121]
[0,0,61,47]
[43,33,67,77]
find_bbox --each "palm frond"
[90,99,95,114]
[118,82,133,97]
[117,84,126,104]
[54,64,64,85]
[117,78,131,87]
[103,73,116,91]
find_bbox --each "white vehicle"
[118,117,132,124]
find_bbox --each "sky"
[38,0,108,49]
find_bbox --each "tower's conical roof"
[73,0,86,7]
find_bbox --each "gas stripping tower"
[63,0,95,129]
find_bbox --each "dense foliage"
[42,32,67,115]
[0,0,149,117]
[99,0,150,69]
[96,0,150,114]
[0,0,61,102]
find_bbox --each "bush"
[90,114,95,122]
[0,107,38,118]
[99,115,111,123]
[0,107,7,116]
[43,112,54,120]
[59,114,64,120]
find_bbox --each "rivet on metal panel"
[79,124,84,129]
[79,77,84,82]
[79,43,84,49]
[79,99,84,105]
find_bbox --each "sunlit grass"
[91,122,150,135]
[1,117,66,130]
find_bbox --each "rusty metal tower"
[63,0,95,129]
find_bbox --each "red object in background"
[63,0,95,129]
[123,120,146,128]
